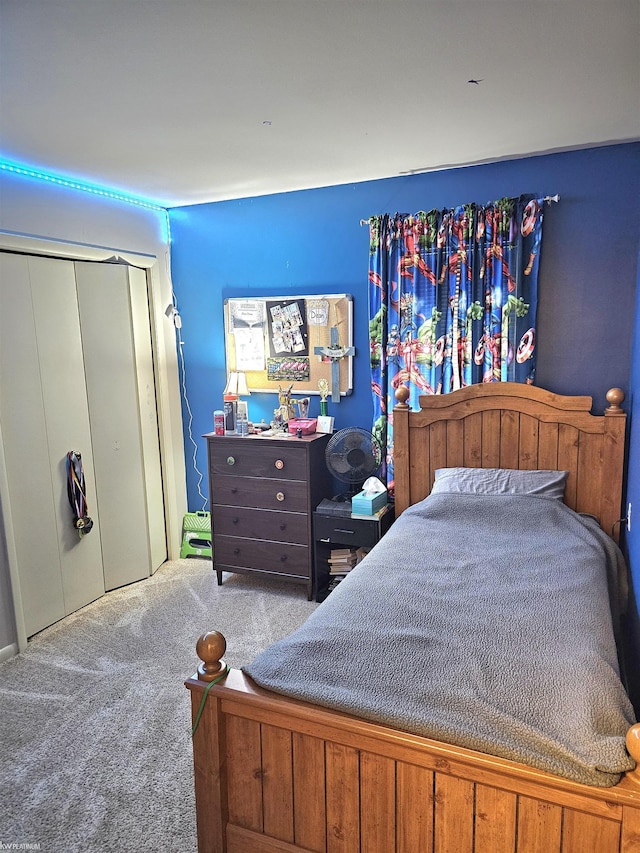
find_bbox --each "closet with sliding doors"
[0,252,166,639]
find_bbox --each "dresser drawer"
[213,474,308,511]
[214,535,309,578]
[212,505,307,544]
[209,440,308,480]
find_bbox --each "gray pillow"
[431,467,568,500]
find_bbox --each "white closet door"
[0,254,65,634]
[128,267,166,573]
[30,257,105,616]
[75,262,166,589]
[0,254,104,636]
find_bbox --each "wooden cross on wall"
[314,326,355,403]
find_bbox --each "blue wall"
[169,142,639,512]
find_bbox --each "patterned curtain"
[369,196,545,492]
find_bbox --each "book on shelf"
[350,502,390,520]
[329,550,356,565]
[328,546,357,575]
[326,575,344,593]
[328,546,370,575]
[329,560,357,572]
[329,547,356,558]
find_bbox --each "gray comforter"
[244,493,636,786]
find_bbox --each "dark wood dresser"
[205,432,332,599]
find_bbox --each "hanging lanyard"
[66,451,94,536]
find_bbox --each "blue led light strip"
[0,160,167,213]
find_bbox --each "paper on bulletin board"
[228,300,267,371]
[267,299,308,355]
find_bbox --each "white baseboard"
[0,642,18,663]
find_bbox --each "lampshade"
[236,371,250,396]
[224,371,250,397]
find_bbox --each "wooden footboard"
[186,632,640,853]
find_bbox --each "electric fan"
[325,427,382,497]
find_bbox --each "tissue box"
[351,488,387,515]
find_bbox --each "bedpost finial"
[605,387,625,414]
[395,385,410,408]
[626,724,640,786]
[196,630,227,682]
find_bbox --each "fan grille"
[325,428,382,486]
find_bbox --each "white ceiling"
[1,1,638,209]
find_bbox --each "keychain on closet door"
[66,451,94,537]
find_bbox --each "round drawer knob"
[279,523,286,531]
[274,459,284,470]
[232,517,239,525]
[276,491,285,502]
[226,456,235,466]
[280,554,287,562]
[233,547,240,555]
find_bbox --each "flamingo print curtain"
[369,196,545,492]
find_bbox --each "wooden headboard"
[392,383,626,542]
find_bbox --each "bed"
[185,383,640,853]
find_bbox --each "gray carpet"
[0,559,318,851]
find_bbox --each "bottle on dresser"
[223,396,237,434]
[236,408,248,436]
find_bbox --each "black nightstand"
[313,504,394,600]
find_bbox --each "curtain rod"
[359,194,560,226]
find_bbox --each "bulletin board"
[224,294,354,395]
